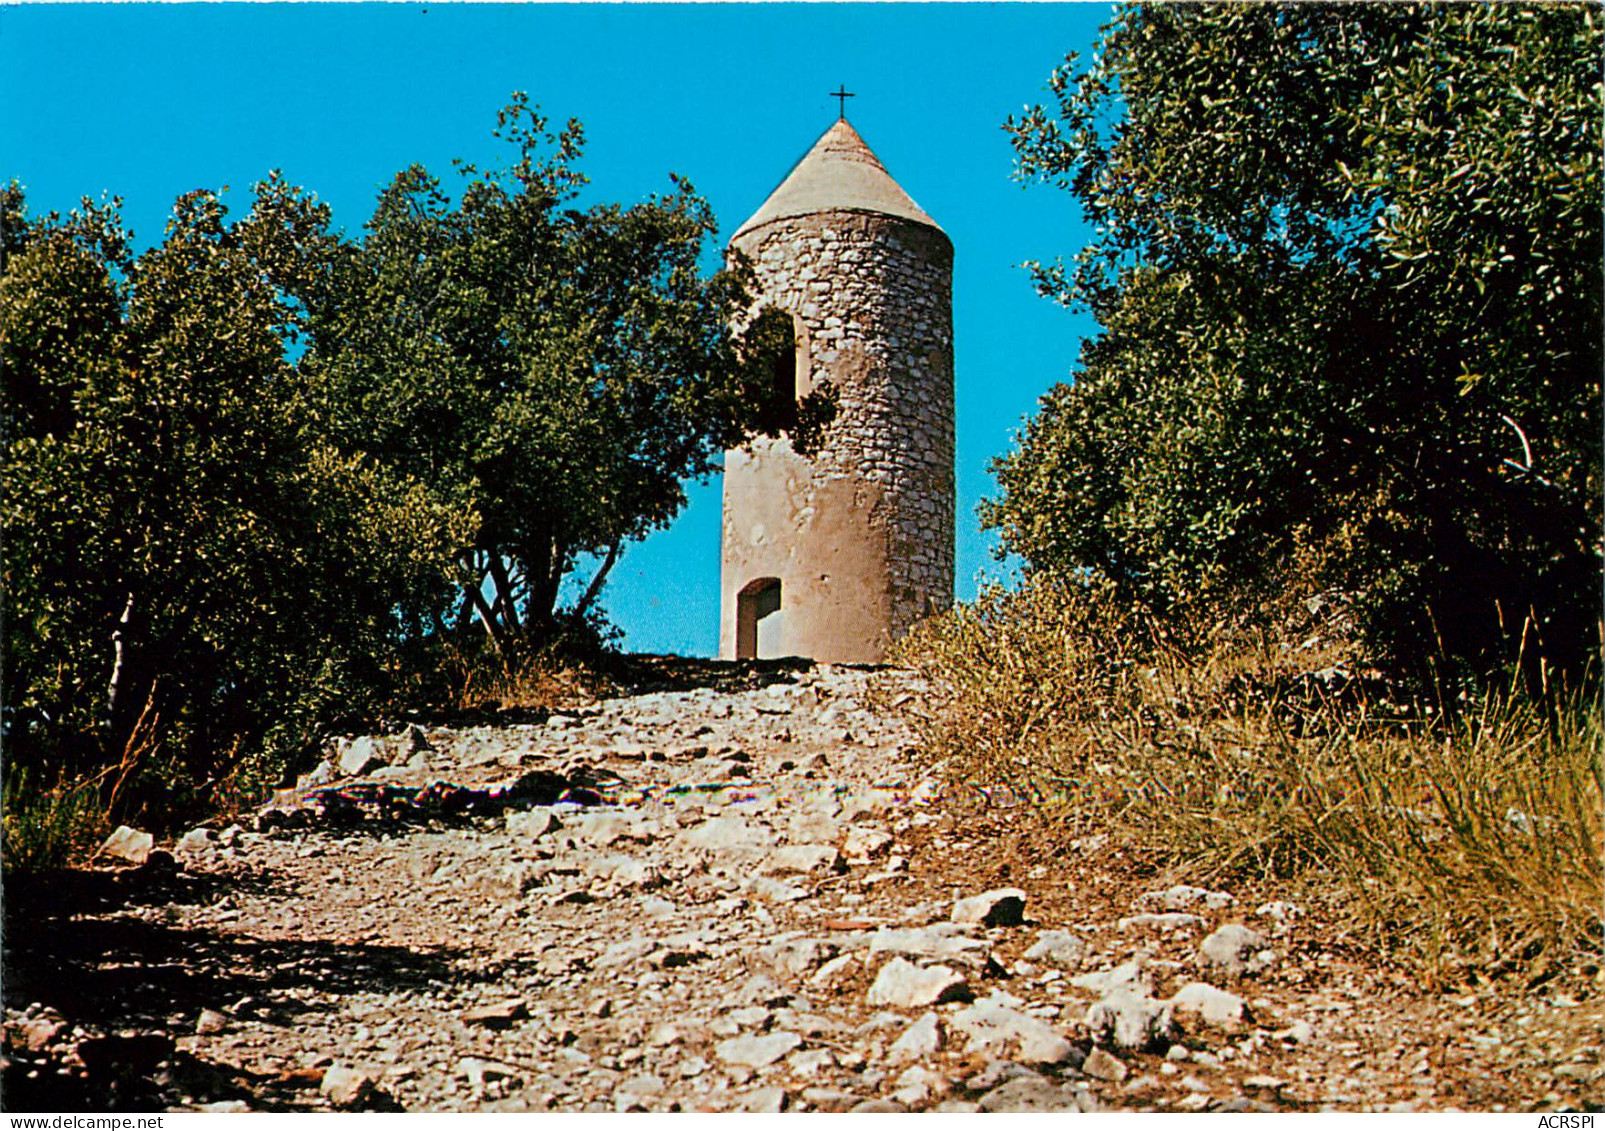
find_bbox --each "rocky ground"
[4,657,1601,1112]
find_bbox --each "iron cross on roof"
[830,85,855,119]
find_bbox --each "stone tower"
[720,116,955,663]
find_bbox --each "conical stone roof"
[732,118,944,242]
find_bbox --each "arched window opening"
[736,577,783,659]
[757,310,806,433]
[772,337,797,410]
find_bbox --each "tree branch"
[487,553,521,635]
[105,590,137,724]
[573,539,621,623]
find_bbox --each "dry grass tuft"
[894,577,1603,985]
[1,767,112,871]
[442,639,613,713]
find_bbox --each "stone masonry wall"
[731,209,955,642]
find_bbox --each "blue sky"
[1,2,1109,656]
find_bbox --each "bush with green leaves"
[304,95,832,646]
[3,95,832,853]
[989,3,1602,684]
[2,180,471,821]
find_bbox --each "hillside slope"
[4,659,1598,1111]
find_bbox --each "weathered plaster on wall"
[720,207,955,662]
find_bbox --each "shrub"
[895,581,1603,984]
[993,4,1603,684]
[1,766,111,871]
[438,616,620,713]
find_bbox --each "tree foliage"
[3,95,830,827]
[989,3,1602,680]
[2,182,469,799]
[305,95,831,646]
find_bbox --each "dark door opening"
[736,577,783,659]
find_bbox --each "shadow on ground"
[377,655,819,734]
[2,861,465,1111]
[613,653,819,696]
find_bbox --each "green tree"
[306,95,830,647]
[989,3,1602,680]
[2,181,468,801]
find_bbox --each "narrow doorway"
[736,577,783,659]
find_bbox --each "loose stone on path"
[950,887,1028,927]
[100,825,155,865]
[1170,982,1251,1029]
[1198,924,1275,977]
[715,1031,803,1068]
[1025,929,1088,967]
[15,657,1523,1115]
[949,991,1075,1065]
[866,958,971,1008]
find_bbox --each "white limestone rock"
[865,957,971,1008]
[1085,990,1176,1052]
[949,991,1075,1065]
[808,952,860,987]
[715,1030,802,1068]
[1118,912,1207,932]
[1083,1046,1129,1083]
[754,936,837,978]
[891,1064,949,1106]
[752,875,809,903]
[786,1048,837,1079]
[1133,884,1236,913]
[737,1086,788,1114]
[976,1075,1094,1113]
[488,862,543,897]
[1024,929,1088,967]
[681,814,772,853]
[1169,981,1251,1029]
[763,844,841,875]
[174,827,214,857]
[505,808,560,838]
[320,1064,377,1108]
[850,1099,909,1114]
[573,811,652,847]
[1070,959,1154,998]
[842,825,895,861]
[868,923,985,960]
[298,760,337,789]
[786,807,841,843]
[950,887,1028,927]
[100,825,154,865]
[1255,900,1305,923]
[887,1011,943,1062]
[1197,924,1275,976]
[335,736,389,778]
[595,937,658,970]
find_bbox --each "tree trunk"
[573,539,620,623]
[536,540,567,632]
[453,573,479,637]
[105,591,137,725]
[486,554,521,636]
[466,582,504,651]
[456,552,504,650]
[103,589,167,778]
[519,534,563,635]
[104,591,158,755]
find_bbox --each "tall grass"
[894,578,1604,985]
[440,637,613,713]
[1,766,112,871]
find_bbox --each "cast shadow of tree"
[2,861,471,1111]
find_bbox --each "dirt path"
[4,659,1599,1112]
